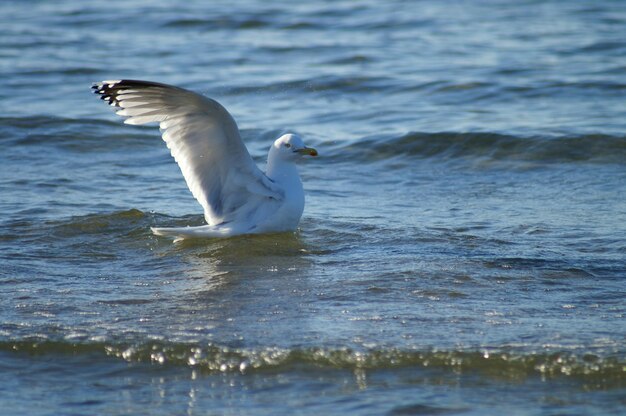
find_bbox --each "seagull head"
[271,134,318,162]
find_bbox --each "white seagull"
[92,80,317,240]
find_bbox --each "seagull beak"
[296,147,318,157]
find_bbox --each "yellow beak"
[296,147,318,157]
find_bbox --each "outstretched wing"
[92,80,283,225]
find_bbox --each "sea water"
[0,1,625,415]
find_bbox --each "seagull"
[92,80,317,240]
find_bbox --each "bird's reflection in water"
[156,231,313,301]
[147,231,317,347]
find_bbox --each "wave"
[1,340,623,387]
[327,132,626,165]
[43,208,156,238]
[3,116,625,165]
[0,116,157,152]
[17,67,105,76]
[225,74,395,95]
[163,17,272,30]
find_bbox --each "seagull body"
[92,80,317,240]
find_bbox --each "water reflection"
[168,232,312,288]
[146,232,315,346]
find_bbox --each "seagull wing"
[93,80,283,225]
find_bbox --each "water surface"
[1,1,625,415]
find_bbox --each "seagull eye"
[284,143,291,148]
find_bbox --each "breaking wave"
[2,340,623,388]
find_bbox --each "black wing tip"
[92,80,125,107]
[91,79,175,94]
[92,79,174,89]
[92,80,116,95]
[91,79,186,107]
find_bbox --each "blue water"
[1,1,625,415]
